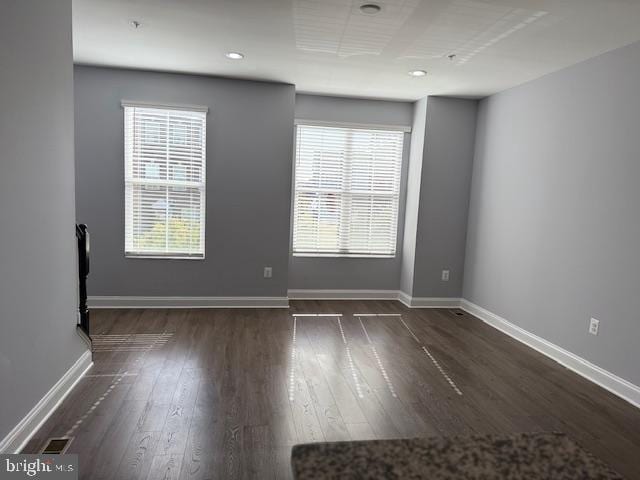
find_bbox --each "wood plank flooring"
[23,301,640,479]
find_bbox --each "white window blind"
[292,123,404,257]
[124,104,207,258]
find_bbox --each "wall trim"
[460,299,640,409]
[91,292,464,308]
[121,100,209,113]
[398,292,462,308]
[397,291,413,307]
[294,119,412,133]
[289,289,461,308]
[88,296,290,309]
[0,350,93,453]
[288,289,399,300]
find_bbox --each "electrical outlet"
[441,269,450,282]
[589,318,600,336]
[263,266,273,279]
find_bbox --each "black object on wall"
[76,224,90,336]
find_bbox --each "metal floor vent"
[41,437,72,454]
[91,333,173,353]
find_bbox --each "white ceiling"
[73,0,640,101]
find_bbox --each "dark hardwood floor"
[23,301,640,479]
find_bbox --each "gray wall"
[0,0,88,441]
[464,40,640,385]
[288,94,414,290]
[411,97,477,298]
[399,97,477,299]
[400,99,428,296]
[74,66,295,297]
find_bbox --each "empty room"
[2,0,640,478]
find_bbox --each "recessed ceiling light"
[360,3,382,14]
[130,20,142,29]
[408,70,427,77]
[225,52,245,60]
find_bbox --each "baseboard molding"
[460,299,640,409]
[91,292,463,308]
[397,291,412,307]
[288,289,399,300]
[88,296,290,309]
[288,289,461,308]
[0,350,93,453]
[398,292,462,308]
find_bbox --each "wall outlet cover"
[441,269,450,281]
[589,317,600,336]
[264,266,273,278]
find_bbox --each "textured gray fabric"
[291,433,623,479]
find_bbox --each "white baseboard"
[89,296,290,309]
[398,292,462,308]
[288,289,461,308]
[288,289,399,300]
[397,291,412,307]
[91,292,463,309]
[0,350,93,453]
[460,299,640,409]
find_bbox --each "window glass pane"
[292,124,403,256]
[124,106,206,258]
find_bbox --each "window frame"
[122,101,208,260]
[291,120,409,259]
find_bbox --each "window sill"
[125,254,205,260]
[293,253,395,259]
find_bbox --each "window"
[123,103,207,258]
[292,123,404,257]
